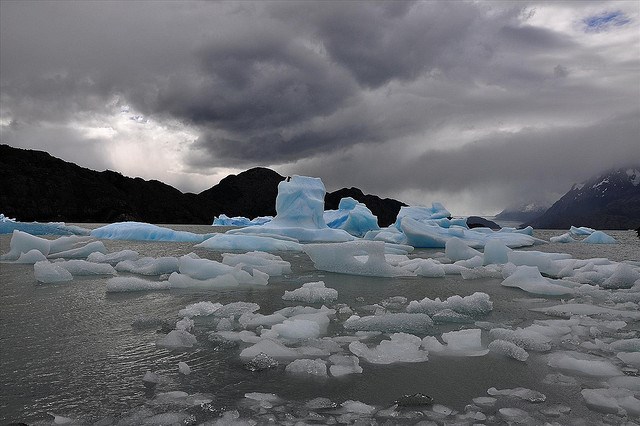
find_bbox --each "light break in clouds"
[1,1,638,215]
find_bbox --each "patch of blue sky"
[583,10,631,32]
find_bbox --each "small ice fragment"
[285,358,328,377]
[488,339,529,361]
[178,361,191,375]
[156,330,197,350]
[282,281,338,303]
[243,352,279,371]
[487,387,546,402]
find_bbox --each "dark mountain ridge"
[527,167,640,230]
[0,145,404,226]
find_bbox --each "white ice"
[547,351,622,376]
[429,329,488,357]
[406,292,493,317]
[87,250,139,264]
[282,281,338,303]
[91,221,212,242]
[47,241,107,259]
[343,313,433,334]
[550,233,575,243]
[156,330,197,349]
[222,251,291,275]
[115,256,179,275]
[489,327,552,352]
[285,358,328,377]
[500,265,573,296]
[349,333,429,364]
[196,233,302,252]
[323,197,380,237]
[304,240,413,277]
[34,260,73,283]
[488,339,529,361]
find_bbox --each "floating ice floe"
[583,230,617,244]
[570,226,595,236]
[423,329,488,357]
[488,339,529,361]
[115,256,179,275]
[323,197,380,237]
[87,249,140,264]
[196,233,302,252]
[349,333,429,364]
[34,260,73,283]
[213,214,273,227]
[501,265,574,296]
[282,281,338,303]
[0,214,90,235]
[547,351,623,376]
[550,232,575,243]
[285,358,328,377]
[1,230,96,261]
[581,388,640,416]
[168,254,269,287]
[91,221,213,242]
[407,292,493,318]
[532,303,640,320]
[222,251,291,275]
[487,386,546,402]
[304,240,414,277]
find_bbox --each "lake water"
[1,226,639,425]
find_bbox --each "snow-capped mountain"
[494,202,549,224]
[528,167,640,230]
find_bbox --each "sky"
[1,1,639,216]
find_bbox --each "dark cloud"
[1,1,638,214]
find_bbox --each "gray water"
[1,227,639,424]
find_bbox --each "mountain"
[527,167,640,230]
[494,203,548,224]
[324,187,407,227]
[0,144,406,226]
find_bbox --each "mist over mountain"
[527,167,640,230]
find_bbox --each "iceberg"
[34,260,74,283]
[285,358,328,377]
[282,281,338,303]
[0,215,90,236]
[427,329,488,357]
[115,257,179,275]
[304,240,414,277]
[550,233,575,243]
[226,176,354,243]
[323,197,380,237]
[343,313,433,334]
[222,251,291,275]
[91,221,213,242]
[488,339,529,361]
[583,231,617,244]
[196,233,302,252]
[212,214,273,227]
[570,226,595,236]
[500,266,574,296]
[349,333,429,364]
[407,292,493,317]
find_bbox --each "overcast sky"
[1,1,638,215]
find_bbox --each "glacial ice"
[570,226,595,236]
[304,240,414,277]
[488,339,529,361]
[1,230,52,260]
[445,237,482,261]
[91,221,213,242]
[115,257,179,275]
[178,361,191,375]
[179,301,223,318]
[328,354,363,377]
[282,281,338,303]
[87,250,139,264]
[285,358,328,377]
[500,265,573,295]
[196,233,302,252]
[489,327,552,352]
[0,215,90,235]
[406,292,493,317]
[532,303,640,320]
[34,260,73,283]
[106,277,170,292]
[156,330,198,349]
[349,333,429,364]
[265,319,321,341]
[239,339,328,360]
[550,232,575,243]
[227,176,354,243]
[583,230,617,244]
[222,251,291,275]
[175,254,268,285]
[47,241,107,259]
[15,249,47,264]
[581,388,640,416]
[547,351,622,376]
[434,329,488,357]
[55,259,116,276]
[323,197,380,237]
[213,214,273,227]
[343,313,433,333]
[600,263,640,289]
[487,387,546,402]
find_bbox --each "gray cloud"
[1,1,638,214]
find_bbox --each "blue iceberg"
[91,222,214,242]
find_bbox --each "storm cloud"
[1,1,638,214]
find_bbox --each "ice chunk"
[179,301,223,318]
[239,312,287,329]
[304,240,414,277]
[91,221,212,242]
[34,260,73,283]
[168,272,240,289]
[87,250,139,264]
[240,339,327,360]
[47,241,107,259]
[532,303,640,320]
[228,176,354,242]
[581,388,640,416]
[445,237,482,261]
[344,313,433,333]
[285,358,328,377]
[222,251,291,275]
[583,231,617,244]
[489,327,552,352]
[177,255,268,285]
[617,352,640,368]
[0,216,90,236]
[570,226,595,236]
[106,277,170,292]
[1,230,51,260]
[328,354,362,377]
[324,197,380,237]
[501,265,573,296]
[15,249,47,264]
[243,352,279,371]
[609,338,640,352]
[156,330,197,349]
[483,239,510,265]
[56,260,116,276]
[196,233,303,252]
[498,407,533,423]
[601,263,640,289]
[341,400,376,415]
[212,214,272,227]
[550,233,575,243]
[349,333,429,364]
[267,319,321,341]
[487,387,545,402]
[608,376,640,391]
[547,351,622,376]
[175,317,194,332]
[214,302,260,318]
[178,361,191,375]
[115,257,179,275]
[488,339,529,361]
[282,281,338,303]
[507,250,571,277]
[407,292,493,317]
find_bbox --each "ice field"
[1,176,639,425]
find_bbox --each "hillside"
[527,167,640,230]
[0,145,405,226]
